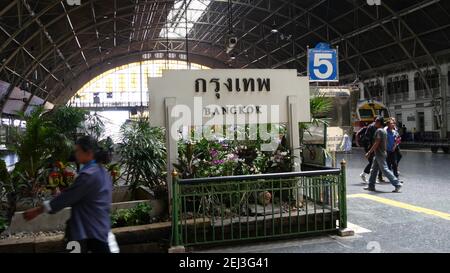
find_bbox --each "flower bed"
[175,132,293,179]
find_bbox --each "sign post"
[307,43,340,167]
[164,97,178,201]
[308,43,339,82]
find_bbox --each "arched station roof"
[0,0,449,110]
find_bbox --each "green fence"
[171,161,348,247]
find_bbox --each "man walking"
[364,117,403,193]
[358,118,383,183]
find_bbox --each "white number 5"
[313,53,333,80]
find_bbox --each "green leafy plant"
[9,107,58,197]
[300,95,335,163]
[307,95,333,127]
[48,106,87,141]
[0,216,7,232]
[111,202,152,228]
[299,95,334,142]
[8,106,88,200]
[118,118,166,190]
[0,159,11,201]
[2,105,117,214]
[84,112,105,140]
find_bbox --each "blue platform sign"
[308,43,339,82]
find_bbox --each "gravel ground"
[0,230,64,241]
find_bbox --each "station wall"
[361,63,449,136]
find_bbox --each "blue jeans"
[368,154,401,188]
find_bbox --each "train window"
[359,109,373,119]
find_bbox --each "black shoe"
[377,178,386,183]
[392,185,402,193]
[364,186,376,192]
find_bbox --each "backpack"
[363,123,377,147]
[356,127,368,147]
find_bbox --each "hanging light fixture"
[225,0,238,54]
[271,21,279,33]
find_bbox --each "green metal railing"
[171,161,348,247]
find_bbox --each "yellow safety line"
[347,193,450,221]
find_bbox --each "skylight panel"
[160,0,211,38]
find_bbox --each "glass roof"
[161,0,212,38]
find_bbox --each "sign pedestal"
[287,96,303,204]
[165,97,178,205]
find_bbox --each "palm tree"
[309,95,333,126]
[118,118,166,190]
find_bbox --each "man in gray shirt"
[364,117,403,192]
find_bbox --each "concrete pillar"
[440,65,448,138]
[337,103,343,126]
[408,71,416,101]
[287,96,301,171]
[164,97,178,207]
[287,96,302,205]
[358,82,365,100]
[380,76,387,105]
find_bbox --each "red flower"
[50,172,61,178]
[63,171,75,177]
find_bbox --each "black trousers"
[78,239,111,253]
[364,146,383,179]
[387,151,399,178]
[396,147,402,164]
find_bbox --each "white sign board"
[149,69,310,127]
[148,69,310,205]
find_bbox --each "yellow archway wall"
[69,59,209,105]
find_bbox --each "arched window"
[427,69,440,89]
[414,72,425,91]
[387,75,408,94]
[399,75,409,93]
[70,59,209,106]
[366,79,383,98]
[414,69,440,91]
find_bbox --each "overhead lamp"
[271,22,278,34]
[225,34,238,54]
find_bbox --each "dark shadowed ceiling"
[0,0,449,110]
